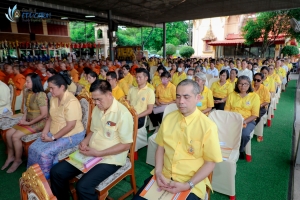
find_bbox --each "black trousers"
[213,97,226,110]
[255,107,267,124]
[132,176,201,200]
[50,161,120,200]
[148,111,164,127]
[138,116,146,129]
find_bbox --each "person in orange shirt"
[28,62,35,71]
[69,63,79,83]
[114,59,121,69]
[12,65,26,96]
[77,62,84,77]
[35,63,48,85]
[4,65,15,84]
[107,61,116,72]
[54,61,61,72]
[130,60,139,75]
[91,63,100,75]
[0,69,6,83]
[20,65,34,77]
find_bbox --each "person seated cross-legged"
[50,80,133,200]
[133,79,222,200]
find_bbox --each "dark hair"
[136,68,150,82]
[229,60,235,65]
[234,75,253,93]
[48,74,69,91]
[26,73,44,93]
[106,71,117,80]
[160,71,171,78]
[46,68,57,75]
[260,66,269,72]
[254,72,264,80]
[83,67,92,75]
[142,62,149,71]
[220,69,229,79]
[230,68,238,77]
[87,71,98,79]
[118,70,125,80]
[157,65,166,73]
[123,64,130,71]
[90,79,112,93]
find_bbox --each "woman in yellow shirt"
[169,63,177,78]
[122,64,133,87]
[117,70,129,95]
[78,71,98,98]
[152,65,166,89]
[99,66,108,80]
[149,71,176,130]
[77,67,91,92]
[27,73,85,179]
[225,76,260,158]
[211,69,233,110]
[228,68,238,89]
[194,72,214,115]
[171,63,186,86]
[260,66,276,94]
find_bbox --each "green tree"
[179,46,195,58]
[281,45,299,56]
[116,21,188,51]
[70,22,95,43]
[242,9,300,57]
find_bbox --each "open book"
[66,150,102,173]
[140,176,191,200]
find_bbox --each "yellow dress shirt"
[49,90,84,137]
[253,84,270,108]
[210,81,233,98]
[155,109,222,199]
[112,85,125,100]
[262,77,276,93]
[89,98,133,166]
[155,82,176,103]
[197,86,214,112]
[124,73,133,87]
[127,84,155,114]
[118,79,129,95]
[171,72,187,86]
[225,91,260,119]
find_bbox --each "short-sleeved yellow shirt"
[210,81,233,98]
[118,79,129,95]
[171,72,187,86]
[152,75,162,89]
[127,85,155,114]
[197,86,214,112]
[112,85,125,100]
[253,84,270,107]
[262,77,276,93]
[225,91,260,119]
[124,73,133,87]
[155,109,222,199]
[269,73,282,85]
[155,82,176,103]
[89,98,133,166]
[49,90,84,137]
[275,67,286,79]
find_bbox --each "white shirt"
[238,68,253,81]
[282,65,289,73]
[206,67,219,77]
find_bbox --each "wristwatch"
[187,180,194,189]
[51,136,57,141]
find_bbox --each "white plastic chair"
[206,74,213,82]
[245,130,255,162]
[134,115,148,160]
[146,103,178,166]
[208,78,219,89]
[254,113,267,141]
[208,110,243,200]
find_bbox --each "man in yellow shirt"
[133,79,222,200]
[106,71,125,100]
[122,64,133,87]
[127,68,155,128]
[50,79,133,200]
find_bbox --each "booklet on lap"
[66,150,102,173]
[140,176,191,200]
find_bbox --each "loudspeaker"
[30,33,35,41]
[112,20,118,32]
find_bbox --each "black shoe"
[239,152,245,160]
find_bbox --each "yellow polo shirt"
[252,84,270,107]
[118,79,129,95]
[124,73,133,87]
[171,72,187,86]
[262,77,276,93]
[132,78,154,91]
[227,78,237,90]
[155,82,176,103]
[49,90,84,137]
[210,81,233,98]
[89,98,133,166]
[155,109,222,199]
[275,67,286,79]
[197,86,214,112]
[127,84,155,114]
[152,75,162,89]
[269,73,282,85]
[112,85,125,100]
[225,91,260,119]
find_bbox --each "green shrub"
[179,46,195,58]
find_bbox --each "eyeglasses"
[253,79,261,82]
[238,83,250,87]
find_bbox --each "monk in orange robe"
[36,63,48,85]
[12,66,26,96]
[130,61,139,75]
[20,66,34,77]
[70,63,79,83]
[4,65,15,84]
[0,69,6,83]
